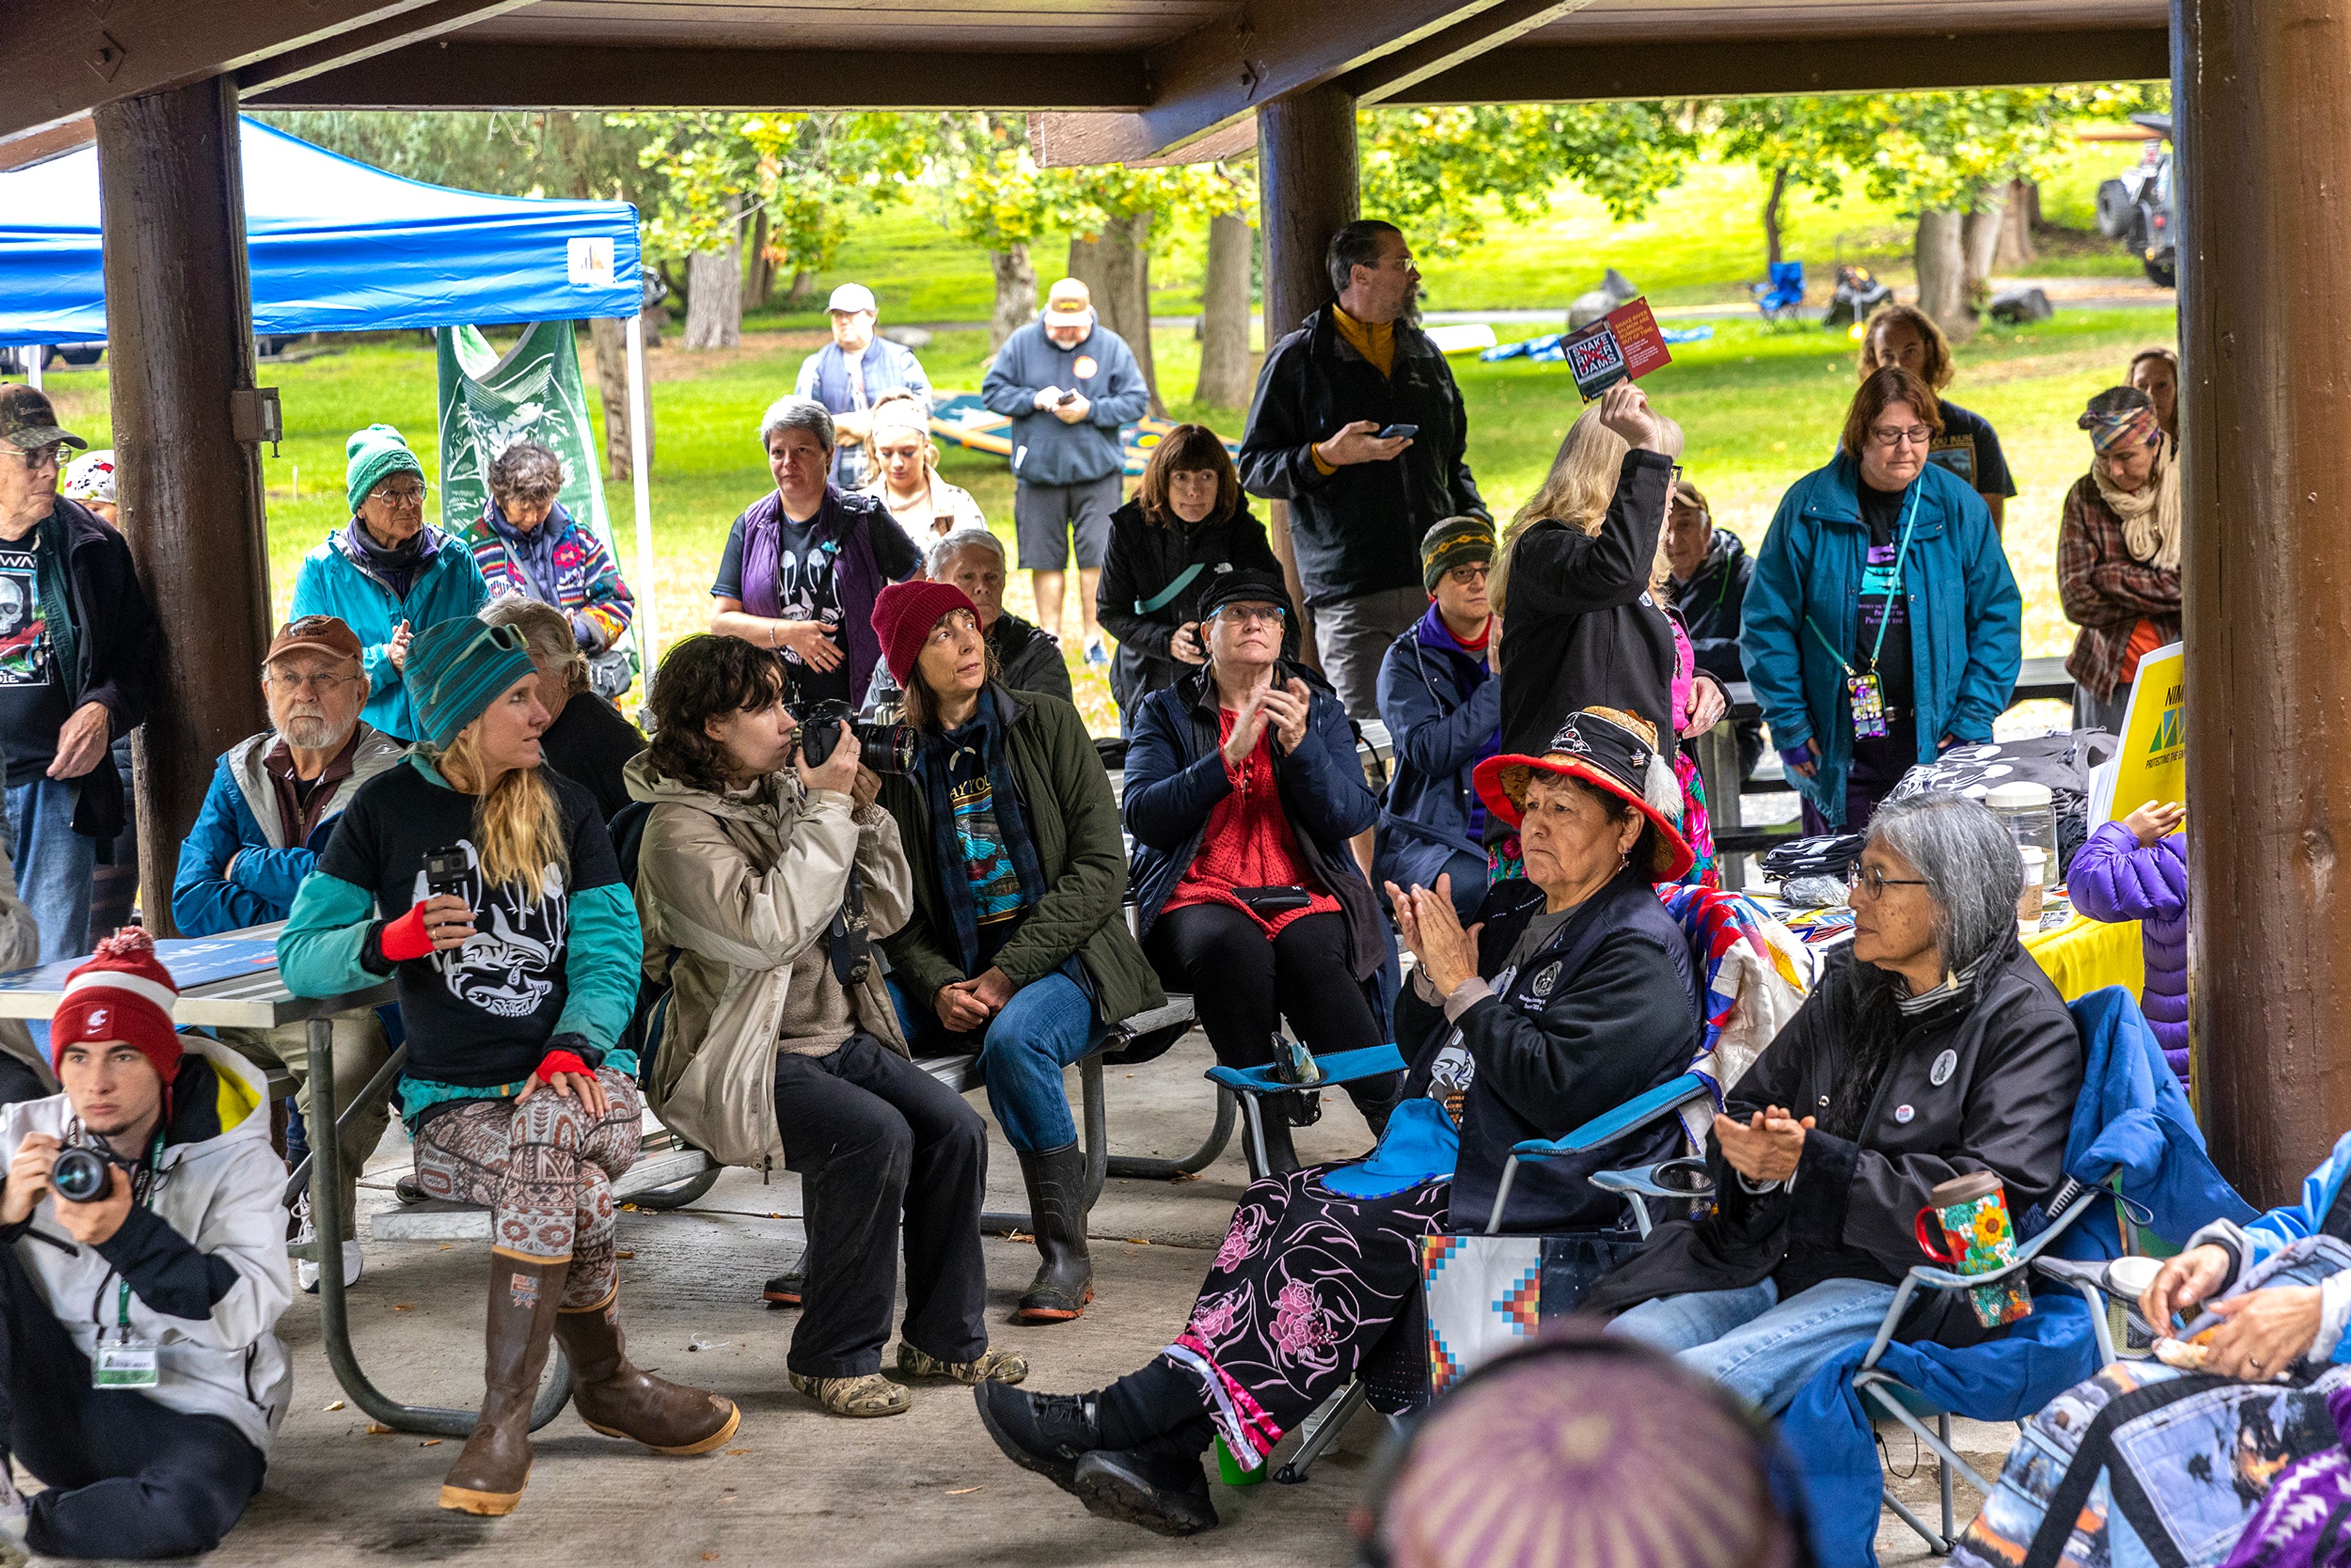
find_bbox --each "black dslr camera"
[51,1142,132,1204]
[790,699,917,776]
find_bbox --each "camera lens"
[51,1146,110,1204]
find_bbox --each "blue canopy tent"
[0,117,663,656]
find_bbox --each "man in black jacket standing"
[0,386,160,964]
[1238,220,1487,724]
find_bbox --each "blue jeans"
[894,958,1108,1153]
[1610,1277,1899,1414]
[8,774,93,965]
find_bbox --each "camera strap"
[828,869,871,989]
[92,1130,166,1387]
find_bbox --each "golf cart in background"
[2095,112,2176,288]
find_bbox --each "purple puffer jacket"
[2068,820,2189,1082]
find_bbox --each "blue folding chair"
[1750,260,1805,326]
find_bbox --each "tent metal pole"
[24,348,40,392]
[624,312,656,670]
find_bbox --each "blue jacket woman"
[1741,372,2022,830]
[1373,605,1498,918]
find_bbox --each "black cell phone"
[1057,391,1080,407]
[424,847,471,903]
[1376,423,1419,440]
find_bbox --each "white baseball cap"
[827,283,877,315]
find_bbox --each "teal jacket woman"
[1741,393,2022,829]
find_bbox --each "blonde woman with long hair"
[1491,383,1720,878]
[282,618,738,1517]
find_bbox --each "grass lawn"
[32,292,2169,737]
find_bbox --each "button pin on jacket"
[1894,1104,1915,1124]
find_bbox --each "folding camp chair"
[1750,260,1806,326]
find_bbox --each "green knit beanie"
[1420,514,1495,593]
[405,619,537,753]
[345,424,426,516]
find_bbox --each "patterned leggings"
[413,1068,642,1310]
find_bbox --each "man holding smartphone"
[1238,220,1489,724]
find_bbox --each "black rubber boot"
[1073,1443,1220,1536]
[1014,1142,1094,1323]
[973,1382,1106,1495]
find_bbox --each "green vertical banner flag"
[435,321,613,550]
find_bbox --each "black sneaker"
[1073,1447,1219,1536]
[972,1382,1103,1495]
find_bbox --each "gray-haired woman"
[710,396,923,708]
[466,440,639,696]
[1586,792,2086,1413]
[480,597,644,823]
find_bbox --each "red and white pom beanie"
[50,927,183,1080]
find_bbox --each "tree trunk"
[1913,209,1975,344]
[1069,212,1164,416]
[1194,209,1254,410]
[745,208,773,310]
[1762,165,1790,268]
[683,231,743,351]
[588,312,655,482]
[1995,178,2039,268]
[1962,193,2006,294]
[785,268,815,309]
[988,243,1036,351]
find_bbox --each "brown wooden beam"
[1392,26,2172,103]
[96,76,273,938]
[2178,0,2351,1206]
[2,0,454,140]
[236,0,534,95]
[0,116,96,174]
[241,40,1151,111]
[1344,0,1599,105]
[1032,0,1513,167]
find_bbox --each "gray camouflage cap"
[0,384,87,454]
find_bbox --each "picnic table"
[0,926,572,1439]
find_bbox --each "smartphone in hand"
[1375,423,1419,440]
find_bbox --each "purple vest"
[735,485,890,699]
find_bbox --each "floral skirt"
[1166,1166,1450,1471]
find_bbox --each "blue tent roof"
[0,118,642,347]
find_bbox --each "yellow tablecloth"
[2024,912,2145,1002]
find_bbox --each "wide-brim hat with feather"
[1472,706,1694,882]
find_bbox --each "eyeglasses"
[1444,564,1491,586]
[264,670,359,694]
[0,443,67,471]
[1847,863,1930,900]
[1212,604,1286,629]
[1869,426,1935,450]
[369,482,428,509]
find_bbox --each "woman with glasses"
[1857,304,2018,531]
[1123,571,1397,1173]
[1587,792,2085,1414]
[1374,516,1501,923]
[1741,366,2022,835]
[290,424,490,743]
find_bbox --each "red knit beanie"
[871,580,980,688]
[51,927,182,1080]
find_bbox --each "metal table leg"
[1106,1086,1238,1181]
[307,1014,571,1436]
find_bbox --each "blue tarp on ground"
[0,118,640,346]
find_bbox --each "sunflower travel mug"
[1913,1171,2033,1327]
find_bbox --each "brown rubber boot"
[438,1254,568,1516]
[555,1288,742,1455]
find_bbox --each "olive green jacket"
[879,685,1164,1027]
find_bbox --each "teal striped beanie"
[405,620,537,752]
[345,423,425,516]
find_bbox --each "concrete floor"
[20,1028,2027,1566]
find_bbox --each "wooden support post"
[2176,0,2351,1204]
[96,76,271,939]
[1256,83,1360,670]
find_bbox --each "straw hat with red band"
[50,927,184,1082]
[1472,705,1695,882]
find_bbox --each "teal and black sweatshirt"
[277,755,640,1128]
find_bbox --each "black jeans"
[0,1243,266,1558]
[0,1055,43,1111]
[771,1033,990,1378]
[1145,906,1397,1117]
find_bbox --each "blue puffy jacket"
[171,726,407,936]
[288,527,490,743]
[1373,617,1497,898]
[1739,454,2021,827]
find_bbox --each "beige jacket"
[625,752,912,1173]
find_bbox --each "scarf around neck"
[916,686,1046,975]
[344,517,433,599]
[2090,434,2182,572]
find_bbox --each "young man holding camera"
[0,930,291,1562]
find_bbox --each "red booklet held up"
[1563,296,1673,400]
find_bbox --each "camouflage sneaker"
[896,1344,1031,1387]
[787,1370,912,1417]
